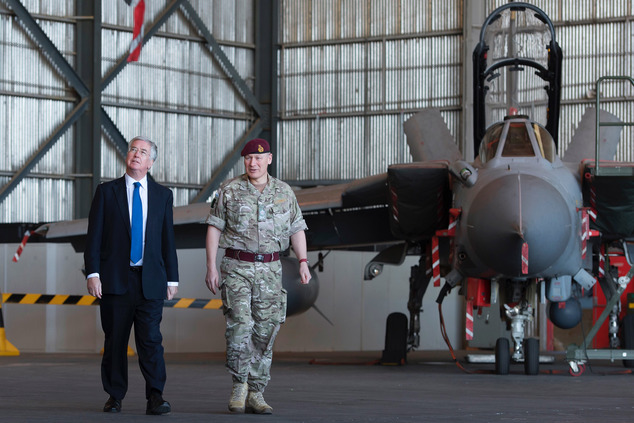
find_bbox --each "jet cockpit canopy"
[473,2,562,153]
[479,115,557,164]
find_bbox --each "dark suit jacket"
[84,176,179,300]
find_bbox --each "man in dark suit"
[85,135,179,415]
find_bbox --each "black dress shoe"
[146,393,171,415]
[103,396,121,413]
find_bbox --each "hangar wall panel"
[281,0,462,43]
[0,0,256,225]
[102,105,249,206]
[277,0,463,183]
[0,5,76,222]
[3,0,634,221]
[100,0,255,205]
[1,244,462,353]
[278,110,460,181]
[0,12,74,99]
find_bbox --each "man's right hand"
[87,276,102,298]
[205,266,220,295]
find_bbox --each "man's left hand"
[167,286,178,300]
[299,262,311,284]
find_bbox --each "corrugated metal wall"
[0,0,76,222]
[2,0,634,223]
[0,0,254,222]
[277,0,463,182]
[101,0,255,207]
[277,0,634,184]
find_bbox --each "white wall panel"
[1,244,460,353]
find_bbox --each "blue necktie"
[130,182,143,263]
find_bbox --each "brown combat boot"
[245,391,273,414]
[228,382,248,413]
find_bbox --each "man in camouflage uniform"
[205,138,311,414]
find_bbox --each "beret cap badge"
[241,138,271,156]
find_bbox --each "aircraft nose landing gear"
[495,300,540,375]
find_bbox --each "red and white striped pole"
[12,231,31,263]
[465,300,474,341]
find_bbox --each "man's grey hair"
[129,135,158,161]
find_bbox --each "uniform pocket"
[220,283,231,316]
[272,199,291,238]
[279,288,288,324]
[227,200,254,233]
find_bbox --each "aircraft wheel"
[621,314,634,368]
[495,337,510,375]
[523,337,539,375]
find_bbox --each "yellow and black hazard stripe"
[165,298,222,309]
[2,293,221,310]
[2,293,98,306]
[0,295,20,355]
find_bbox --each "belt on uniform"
[130,266,142,272]
[225,248,280,263]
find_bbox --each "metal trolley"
[566,75,634,376]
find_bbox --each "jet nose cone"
[465,174,573,276]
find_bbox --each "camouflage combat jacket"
[205,174,307,253]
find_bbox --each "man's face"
[126,139,154,176]
[244,153,272,180]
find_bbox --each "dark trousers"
[100,267,166,400]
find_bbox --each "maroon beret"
[241,138,270,156]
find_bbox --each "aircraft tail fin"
[563,107,622,163]
[404,109,462,162]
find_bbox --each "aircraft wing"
[582,161,634,239]
[295,173,389,211]
[40,218,88,239]
[34,201,213,250]
[298,162,451,250]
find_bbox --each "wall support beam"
[2,0,89,97]
[0,99,89,204]
[75,0,102,218]
[180,0,266,118]
[461,0,485,161]
[254,0,278,176]
[1,0,267,212]
[191,119,267,203]
[101,0,184,91]
[0,0,89,207]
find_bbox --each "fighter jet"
[295,2,634,375]
[29,3,634,374]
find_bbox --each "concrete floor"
[1,350,634,422]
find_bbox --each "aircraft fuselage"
[451,118,585,281]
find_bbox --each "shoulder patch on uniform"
[210,190,219,209]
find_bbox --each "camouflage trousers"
[220,256,287,393]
